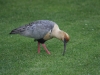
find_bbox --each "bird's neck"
[50,24,69,42]
[52,30,69,42]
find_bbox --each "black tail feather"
[9,29,18,34]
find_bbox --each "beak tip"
[62,53,65,56]
[63,39,67,56]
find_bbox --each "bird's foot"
[42,44,51,55]
[38,49,40,54]
[46,50,51,54]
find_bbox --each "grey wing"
[20,20,55,39]
[11,20,55,39]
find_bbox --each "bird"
[10,20,69,55]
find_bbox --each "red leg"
[38,42,40,54]
[42,44,50,54]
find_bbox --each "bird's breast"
[43,30,53,40]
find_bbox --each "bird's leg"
[42,44,50,54]
[38,42,40,53]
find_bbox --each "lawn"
[0,0,100,75]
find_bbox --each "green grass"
[0,0,100,75]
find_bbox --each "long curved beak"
[62,38,67,56]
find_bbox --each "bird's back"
[10,20,55,39]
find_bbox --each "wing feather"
[18,20,55,39]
